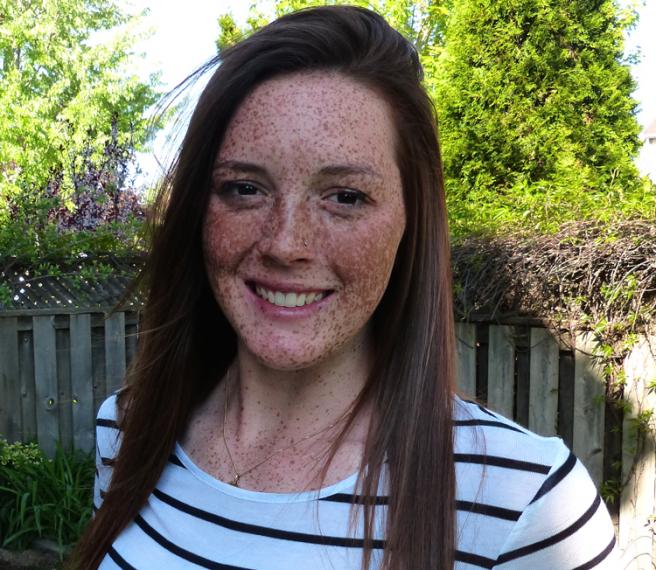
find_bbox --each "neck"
[227,332,372,448]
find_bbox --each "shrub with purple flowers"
[0,0,161,271]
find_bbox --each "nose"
[257,196,312,265]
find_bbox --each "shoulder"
[453,397,617,568]
[94,392,124,511]
[95,392,123,461]
[453,396,573,519]
[453,396,568,471]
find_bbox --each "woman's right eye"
[218,181,261,197]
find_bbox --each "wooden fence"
[0,312,654,567]
[0,310,139,457]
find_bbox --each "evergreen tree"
[435,0,649,234]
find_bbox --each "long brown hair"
[71,6,456,569]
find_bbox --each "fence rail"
[0,313,654,566]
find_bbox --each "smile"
[253,285,330,308]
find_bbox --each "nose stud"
[303,239,308,248]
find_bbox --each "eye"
[218,181,262,197]
[326,189,367,207]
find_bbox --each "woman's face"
[203,72,406,370]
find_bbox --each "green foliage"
[0,439,94,556]
[217,0,450,60]
[435,0,653,235]
[218,0,654,237]
[0,0,160,264]
[599,477,622,504]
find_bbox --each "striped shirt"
[94,393,618,569]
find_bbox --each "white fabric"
[94,394,619,569]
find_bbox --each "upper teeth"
[255,286,326,307]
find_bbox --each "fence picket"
[0,317,21,442]
[55,323,73,451]
[70,314,94,454]
[104,312,126,394]
[573,332,605,487]
[487,325,515,417]
[528,327,559,436]
[455,322,476,397]
[33,316,59,457]
[619,336,656,568]
[18,328,36,442]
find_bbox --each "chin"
[244,338,341,372]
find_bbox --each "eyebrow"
[213,160,383,181]
[316,164,383,180]
[213,160,268,177]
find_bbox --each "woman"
[72,6,617,569]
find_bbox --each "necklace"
[221,375,347,487]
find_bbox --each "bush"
[0,439,94,558]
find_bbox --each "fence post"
[0,317,21,442]
[488,325,515,417]
[19,325,36,443]
[528,327,559,436]
[573,331,606,487]
[619,335,656,568]
[105,312,126,394]
[456,322,477,398]
[33,316,58,457]
[70,314,94,454]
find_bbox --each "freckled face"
[202,72,406,370]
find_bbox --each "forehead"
[218,72,398,169]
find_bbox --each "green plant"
[0,439,95,557]
[600,478,622,504]
[0,0,161,267]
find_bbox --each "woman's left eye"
[326,189,367,207]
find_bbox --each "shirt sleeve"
[93,393,122,514]
[493,443,619,569]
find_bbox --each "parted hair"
[70,6,456,569]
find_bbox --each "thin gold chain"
[221,373,347,487]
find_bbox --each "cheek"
[202,206,258,272]
[333,215,404,305]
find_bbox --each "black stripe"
[321,493,388,505]
[461,399,498,419]
[322,494,521,521]
[455,454,550,474]
[100,454,183,469]
[134,515,252,569]
[97,418,120,429]
[496,494,602,563]
[152,488,385,549]
[454,419,525,434]
[456,500,521,521]
[573,534,616,570]
[530,451,577,504]
[455,549,496,568]
[108,546,137,570]
[169,454,185,468]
